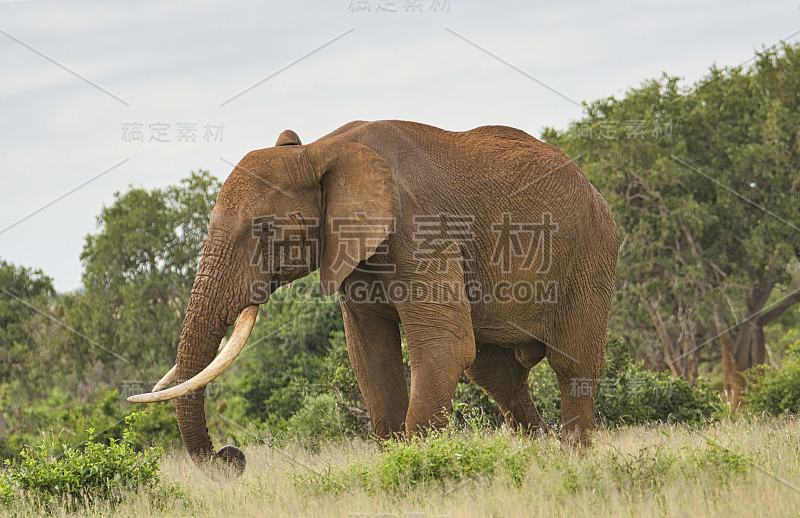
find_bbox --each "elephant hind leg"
[547,315,607,449]
[554,373,597,449]
[465,343,550,434]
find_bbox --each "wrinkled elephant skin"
[134,120,618,474]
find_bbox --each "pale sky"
[0,0,796,292]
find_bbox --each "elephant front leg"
[341,304,408,441]
[399,302,476,435]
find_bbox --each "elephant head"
[128,129,400,475]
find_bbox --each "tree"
[74,170,221,377]
[0,260,55,439]
[543,43,800,406]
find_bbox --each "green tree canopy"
[0,260,55,386]
[543,43,800,397]
[71,170,221,375]
[0,260,56,444]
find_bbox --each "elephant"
[129,120,618,476]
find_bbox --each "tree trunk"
[676,335,697,384]
[715,311,765,410]
[642,299,681,378]
[718,326,745,410]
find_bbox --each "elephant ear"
[276,130,302,146]
[306,140,400,296]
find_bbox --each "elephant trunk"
[174,301,225,465]
[172,239,254,476]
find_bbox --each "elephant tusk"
[127,305,259,403]
[151,365,176,392]
[150,337,229,391]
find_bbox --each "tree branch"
[757,288,800,326]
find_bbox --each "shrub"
[528,361,562,426]
[286,393,350,445]
[606,445,677,491]
[0,412,181,513]
[379,433,531,492]
[526,335,717,428]
[452,375,504,428]
[744,338,800,415]
[563,438,750,496]
[1,388,181,463]
[686,438,751,484]
[297,431,536,494]
[235,273,351,438]
[595,336,717,426]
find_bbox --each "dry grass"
[6,416,800,517]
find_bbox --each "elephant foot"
[559,430,593,455]
[211,445,246,478]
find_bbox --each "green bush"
[362,432,532,493]
[452,375,504,428]
[236,273,347,434]
[686,438,751,484]
[560,438,750,496]
[0,412,181,513]
[745,338,800,415]
[596,336,717,426]
[594,346,712,426]
[286,393,350,445]
[236,326,372,443]
[605,445,677,491]
[1,388,180,462]
[528,361,562,427]
[526,335,717,429]
[297,431,535,494]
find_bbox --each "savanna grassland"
[157,417,800,518]
[3,415,799,517]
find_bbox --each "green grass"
[2,415,798,517]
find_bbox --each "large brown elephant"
[129,120,618,476]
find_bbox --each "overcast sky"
[0,0,796,292]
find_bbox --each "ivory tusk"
[151,365,176,392]
[150,337,229,391]
[127,305,259,403]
